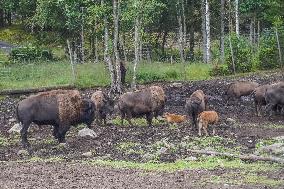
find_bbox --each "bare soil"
[0,71,284,188]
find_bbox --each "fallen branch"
[0,85,75,96]
[187,149,284,164]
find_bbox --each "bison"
[254,82,284,116]
[265,84,284,116]
[16,90,95,149]
[118,86,166,126]
[225,81,259,103]
[197,111,219,136]
[163,112,186,124]
[91,90,114,125]
[185,90,208,129]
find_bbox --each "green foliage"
[210,63,231,76]
[225,34,254,73]
[10,46,53,62]
[258,29,281,69]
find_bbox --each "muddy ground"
[0,71,284,188]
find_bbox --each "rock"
[17,150,29,157]
[157,147,168,155]
[184,156,197,161]
[82,151,93,158]
[78,128,98,138]
[8,123,22,134]
[226,118,236,124]
[8,118,17,123]
[171,82,183,87]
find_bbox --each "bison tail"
[15,103,22,124]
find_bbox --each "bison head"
[81,99,95,128]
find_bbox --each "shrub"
[225,34,254,73]
[258,30,280,69]
[9,46,53,62]
[209,63,231,76]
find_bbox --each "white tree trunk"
[81,7,85,64]
[102,0,115,91]
[177,1,185,64]
[205,0,211,63]
[220,0,225,64]
[113,0,122,93]
[235,0,239,36]
[94,20,99,63]
[275,27,283,67]
[201,0,207,63]
[132,17,140,89]
[67,39,76,85]
[181,0,187,51]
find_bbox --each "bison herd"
[16,80,284,149]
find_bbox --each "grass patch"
[0,134,9,147]
[85,157,282,173]
[0,61,212,90]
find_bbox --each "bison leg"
[212,127,216,136]
[53,125,59,139]
[203,124,209,136]
[125,110,134,126]
[146,113,153,127]
[255,102,261,117]
[20,122,31,149]
[192,112,198,130]
[57,125,70,143]
[198,122,203,136]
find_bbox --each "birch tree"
[220,0,225,64]
[235,0,239,36]
[202,0,211,63]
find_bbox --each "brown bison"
[118,86,166,126]
[254,82,284,116]
[225,81,259,102]
[197,111,219,136]
[265,84,284,116]
[91,90,114,125]
[185,90,208,129]
[16,90,95,149]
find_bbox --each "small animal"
[163,112,187,124]
[197,111,219,136]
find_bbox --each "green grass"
[0,61,212,90]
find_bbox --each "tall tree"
[220,0,225,64]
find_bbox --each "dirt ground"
[0,71,284,188]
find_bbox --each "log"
[0,85,75,96]
[187,149,284,164]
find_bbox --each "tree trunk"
[181,0,187,53]
[0,9,4,28]
[275,27,283,68]
[220,0,225,64]
[95,26,99,63]
[67,39,76,85]
[235,0,239,36]
[120,34,127,63]
[81,7,85,64]
[162,30,168,56]
[188,0,195,60]
[102,0,115,91]
[250,18,253,44]
[132,17,140,89]
[205,0,211,63]
[177,1,185,64]
[113,0,122,94]
[201,0,207,63]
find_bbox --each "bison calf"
[163,112,186,124]
[16,90,95,149]
[118,86,166,126]
[197,111,219,136]
[91,90,114,125]
[185,90,208,129]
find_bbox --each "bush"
[258,30,280,69]
[209,63,231,76]
[225,34,254,73]
[9,46,53,62]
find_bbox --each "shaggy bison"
[16,90,95,148]
[265,84,284,116]
[185,90,208,129]
[254,82,284,116]
[91,90,114,125]
[118,86,166,126]
[225,81,259,103]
